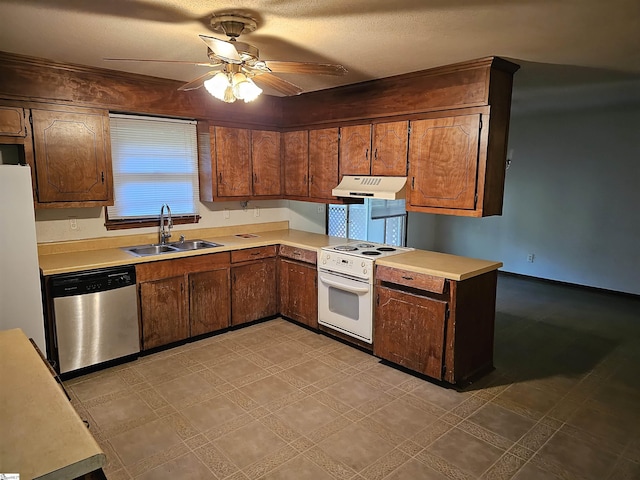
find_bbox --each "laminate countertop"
[0,329,105,479]
[38,225,501,281]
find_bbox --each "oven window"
[328,287,360,320]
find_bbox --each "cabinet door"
[252,130,281,196]
[408,115,480,210]
[214,126,251,197]
[308,128,339,199]
[140,276,188,350]
[31,108,111,203]
[231,259,277,326]
[283,131,309,197]
[372,121,408,176]
[190,268,230,336]
[339,124,371,176]
[279,259,318,329]
[0,106,26,136]
[374,286,447,379]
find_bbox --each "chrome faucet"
[159,204,172,244]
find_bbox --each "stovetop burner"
[361,251,381,256]
[334,245,358,252]
[377,247,396,252]
[353,243,376,249]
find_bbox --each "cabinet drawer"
[376,265,446,294]
[279,244,317,265]
[231,245,277,263]
[136,252,230,282]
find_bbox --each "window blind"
[107,114,199,220]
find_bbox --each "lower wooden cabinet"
[374,265,497,384]
[231,247,278,326]
[136,253,231,350]
[279,258,318,329]
[189,269,230,337]
[139,276,188,350]
[374,285,447,379]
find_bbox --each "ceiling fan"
[105,13,348,103]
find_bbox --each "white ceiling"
[1,0,639,96]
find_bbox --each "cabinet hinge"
[479,117,483,131]
[442,363,447,377]
[474,193,478,205]
[408,124,412,135]
[445,307,450,320]
[376,293,380,305]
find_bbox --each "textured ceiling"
[0,0,639,96]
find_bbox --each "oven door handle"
[319,275,370,294]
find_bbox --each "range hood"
[332,176,407,200]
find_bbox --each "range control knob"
[361,261,365,267]
[363,268,368,275]
[322,259,326,265]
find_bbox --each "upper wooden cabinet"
[308,127,339,200]
[251,130,281,196]
[213,126,252,197]
[339,124,371,176]
[408,114,480,211]
[283,130,309,198]
[371,121,409,176]
[203,126,281,200]
[339,121,408,177]
[0,106,27,137]
[30,106,113,207]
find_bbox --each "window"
[328,199,407,246]
[106,114,199,228]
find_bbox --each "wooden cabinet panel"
[278,244,317,265]
[339,124,371,176]
[252,130,281,196]
[308,127,339,199]
[283,130,309,197]
[374,285,447,379]
[376,265,446,294]
[371,121,408,176]
[230,245,277,263]
[31,107,112,204]
[408,114,480,210]
[231,259,277,326]
[190,268,230,336]
[140,276,188,350]
[214,126,251,197]
[0,106,26,136]
[279,258,318,329]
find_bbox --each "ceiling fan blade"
[263,61,348,76]
[177,71,219,91]
[252,73,303,96]
[199,34,241,63]
[104,58,218,67]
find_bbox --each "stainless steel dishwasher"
[50,265,140,374]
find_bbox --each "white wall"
[408,80,640,295]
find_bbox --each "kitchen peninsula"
[38,223,501,385]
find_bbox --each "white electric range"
[317,241,412,343]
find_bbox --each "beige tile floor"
[64,274,640,479]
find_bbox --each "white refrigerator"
[0,164,47,354]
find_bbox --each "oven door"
[318,269,373,343]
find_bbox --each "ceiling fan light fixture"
[204,72,231,101]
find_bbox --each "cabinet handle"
[219,172,222,183]
[293,251,301,256]
[101,172,105,183]
[303,174,307,183]
[365,148,369,160]
[309,174,314,184]
[374,149,378,160]
[411,177,415,189]
[402,275,414,281]
[250,252,260,256]
[254,173,258,183]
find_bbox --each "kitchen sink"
[169,240,222,251]
[123,239,223,257]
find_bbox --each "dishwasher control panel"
[50,266,136,297]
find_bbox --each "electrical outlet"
[527,253,535,263]
[254,206,260,217]
[223,208,230,219]
[69,217,78,230]
[317,205,325,214]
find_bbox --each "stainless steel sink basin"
[169,240,223,251]
[123,239,223,257]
